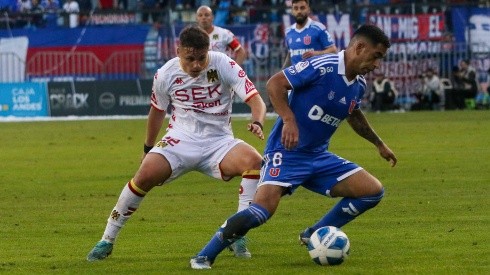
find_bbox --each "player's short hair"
[179,25,210,50]
[352,24,391,49]
[292,0,309,5]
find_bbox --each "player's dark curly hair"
[352,24,391,49]
[179,25,210,50]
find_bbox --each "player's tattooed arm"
[346,109,383,147]
[347,109,397,167]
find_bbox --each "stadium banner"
[451,7,490,53]
[47,80,153,116]
[0,82,49,117]
[0,36,28,82]
[367,12,445,42]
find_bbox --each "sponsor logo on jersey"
[303,35,311,45]
[287,67,297,75]
[339,97,346,104]
[207,69,219,83]
[238,70,246,78]
[308,105,341,127]
[294,61,309,73]
[245,78,256,94]
[174,77,183,84]
[229,61,236,68]
[295,38,301,42]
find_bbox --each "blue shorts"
[259,150,363,197]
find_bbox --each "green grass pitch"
[0,110,489,274]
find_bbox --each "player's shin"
[102,179,147,243]
[311,189,385,230]
[197,203,270,262]
[237,170,260,212]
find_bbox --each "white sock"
[101,179,146,243]
[237,170,260,212]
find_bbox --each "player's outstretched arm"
[347,109,397,167]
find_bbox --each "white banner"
[0,36,29,82]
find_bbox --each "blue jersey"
[265,50,366,154]
[285,18,335,65]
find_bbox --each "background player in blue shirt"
[190,24,398,269]
[282,0,337,68]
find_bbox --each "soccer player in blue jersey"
[282,0,337,68]
[190,24,397,269]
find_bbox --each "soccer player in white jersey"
[190,24,397,269]
[282,0,337,68]
[196,5,247,66]
[87,25,266,262]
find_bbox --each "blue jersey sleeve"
[283,58,323,90]
[320,29,335,49]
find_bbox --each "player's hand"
[378,143,397,167]
[247,122,264,140]
[281,120,299,150]
[302,51,316,59]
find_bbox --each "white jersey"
[208,26,242,54]
[151,51,258,138]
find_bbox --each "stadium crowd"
[1,0,487,28]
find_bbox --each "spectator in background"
[41,0,59,10]
[371,72,396,112]
[422,68,444,110]
[450,65,466,110]
[138,0,164,24]
[282,0,337,68]
[196,5,247,66]
[16,0,32,27]
[475,68,490,110]
[1,0,18,12]
[459,59,478,106]
[78,0,92,25]
[17,0,31,12]
[29,0,45,27]
[62,0,79,28]
[41,0,59,27]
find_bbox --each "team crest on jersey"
[174,77,183,84]
[268,168,280,177]
[303,35,311,45]
[207,69,219,83]
[212,34,219,40]
[294,61,309,73]
[328,91,335,100]
[245,78,256,94]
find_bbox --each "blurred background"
[1,0,489,118]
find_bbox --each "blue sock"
[310,189,384,231]
[197,204,270,262]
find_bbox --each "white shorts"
[149,129,244,184]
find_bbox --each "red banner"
[368,13,445,42]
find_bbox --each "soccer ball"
[307,226,350,266]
